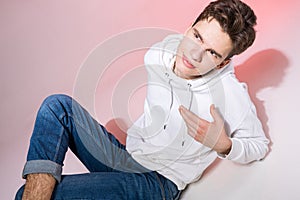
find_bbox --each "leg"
[17,171,181,200]
[25,94,147,175]
[16,94,149,199]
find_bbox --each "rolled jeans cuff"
[22,160,62,182]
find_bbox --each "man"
[16,0,269,199]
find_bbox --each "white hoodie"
[126,34,269,190]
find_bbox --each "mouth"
[182,54,196,69]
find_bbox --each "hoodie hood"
[143,33,234,118]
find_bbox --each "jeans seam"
[154,173,166,200]
[53,124,65,163]
[45,100,69,163]
[69,112,94,139]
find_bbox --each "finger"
[184,118,207,141]
[179,110,199,139]
[179,106,199,127]
[186,124,197,138]
[187,124,205,142]
[179,106,198,121]
[210,104,222,123]
[180,106,212,137]
[179,106,209,126]
[182,113,199,135]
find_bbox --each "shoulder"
[223,73,251,104]
[222,74,254,129]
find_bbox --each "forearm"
[22,173,56,200]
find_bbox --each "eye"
[208,50,218,59]
[193,31,203,42]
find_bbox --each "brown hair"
[192,0,257,59]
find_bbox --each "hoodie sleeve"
[218,102,270,164]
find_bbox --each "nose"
[190,46,205,62]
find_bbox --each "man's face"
[174,18,233,79]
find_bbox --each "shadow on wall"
[235,48,289,150]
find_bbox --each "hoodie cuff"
[217,138,243,160]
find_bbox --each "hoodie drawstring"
[182,83,193,146]
[163,72,174,130]
[164,72,194,147]
[187,83,193,111]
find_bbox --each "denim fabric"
[15,94,181,200]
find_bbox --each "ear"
[216,59,231,69]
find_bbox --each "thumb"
[210,104,221,122]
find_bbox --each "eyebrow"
[193,28,223,59]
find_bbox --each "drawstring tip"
[182,141,185,146]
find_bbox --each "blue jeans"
[15,94,181,200]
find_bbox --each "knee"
[39,94,73,115]
[41,94,73,108]
[43,94,72,105]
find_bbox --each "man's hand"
[179,104,232,155]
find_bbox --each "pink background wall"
[1,0,300,199]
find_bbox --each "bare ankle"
[22,173,56,200]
